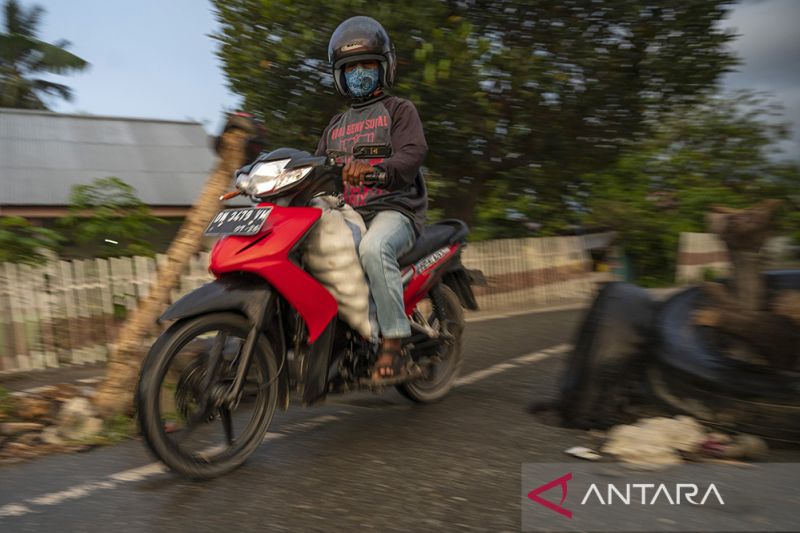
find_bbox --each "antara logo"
[528,473,573,518]
[580,483,725,506]
[528,473,725,519]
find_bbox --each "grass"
[74,413,137,447]
[0,386,17,419]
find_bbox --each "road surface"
[4,307,792,532]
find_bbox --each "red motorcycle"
[136,147,479,479]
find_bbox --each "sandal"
[371,347,408,382]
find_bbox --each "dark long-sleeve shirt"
[315,94,428,235]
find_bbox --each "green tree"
[213,0,737,229]
[583,92,800,286]
[0,0,88,109]
[60,177,164,258]
[0,215,61,264]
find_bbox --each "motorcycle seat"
[398,219,469,267]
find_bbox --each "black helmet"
[328,16,396,97]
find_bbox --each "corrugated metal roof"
[0,108,219,206]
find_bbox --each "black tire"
[137,312,278,479]
[397,284,464,403]
[559,282,657,428]
[651,278,800,443]
[648,364,800,443]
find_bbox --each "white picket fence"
[0,253,212,374]
[0,236,596,374]
[461,236,593,310]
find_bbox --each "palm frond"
[4,0,42,38]
[33,78,72,101]
[1,0,88,107]
[27,40,88,74]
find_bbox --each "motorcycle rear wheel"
[397,284,464,403]
[137,312,278,479]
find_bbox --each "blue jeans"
[358,210,416,339]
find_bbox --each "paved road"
[1,308,587,532]
[4,307,794,532]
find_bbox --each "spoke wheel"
[137,312,278,479]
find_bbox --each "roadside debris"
[564,446,601,461]
[0,383,112,464]
[597,415,768,468]
[602,416,706,468]
[699,433,769,461]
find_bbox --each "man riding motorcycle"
[315,16,429,382]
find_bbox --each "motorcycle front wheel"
[136,312,278,479]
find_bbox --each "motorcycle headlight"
[237,159,313,197]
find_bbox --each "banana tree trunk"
[93,129,248,417]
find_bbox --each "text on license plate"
[204,207,272,236]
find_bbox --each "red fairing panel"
[208,203,337,342]
[402,243,461,315]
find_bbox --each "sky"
[34,0,240,130]
[31,0,800,159]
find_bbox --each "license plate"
[204,207,272,236]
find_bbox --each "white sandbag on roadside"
[304,195,375,340]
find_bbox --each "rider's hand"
[342,160,375,187]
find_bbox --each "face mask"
[344,64,380,98]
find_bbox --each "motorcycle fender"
[443,268,479,311]
[442,252,481,311]
[159,275,272,325]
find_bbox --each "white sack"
[304,196,375,340]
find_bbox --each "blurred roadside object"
[602,416,706,468]
[653,270,799,443]
[699,433,769,462]
[559,282,656,429]
[556,201,800,443]
[213,111,268,165]
[693,200,798,369]
[599,415,769,468]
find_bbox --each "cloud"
[722,0,800,159]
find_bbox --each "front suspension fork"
[223,292,276,408]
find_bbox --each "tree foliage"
[583,92,800,286]
[213,0,737,229]
[60,177,164,258]
[0,215,61,264]
[0,0,88,109]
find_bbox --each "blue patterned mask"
[344,64,380,98]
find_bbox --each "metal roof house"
[0,108,216,218]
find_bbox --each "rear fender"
[442,249,480,311]
[443,269,479,311]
